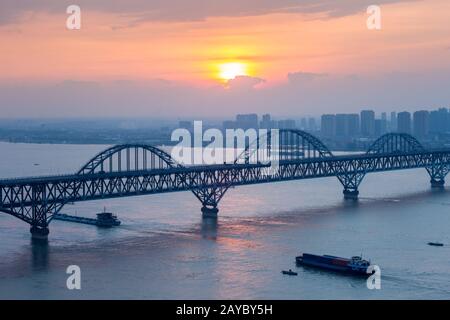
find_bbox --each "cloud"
[0,0,416,25]
[1,70,449,118]
[227,76,265,90]
[287,71,328,84]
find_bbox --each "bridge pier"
[343,189,359,200]
[430,178,445,189]
[427,163,448,189]
[28,198,53,242]
[338,173,365,201]
[201,205,219,219]
[30,226,49,242]
[194,187,227,219]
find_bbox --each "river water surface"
[0,142,449,299]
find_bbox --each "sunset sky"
[0,0,449,118]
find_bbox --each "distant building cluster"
[320,108,450,140]
[321,110,387,139]
[221,114,292,130]
[175,107,450,151]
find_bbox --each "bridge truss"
[1,132,449,239]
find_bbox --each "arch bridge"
[1,131,449,240]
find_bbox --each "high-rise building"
[236,114,258,130]
[335,114,348,136]
[308,118,317,132]
[321,114,336,137]
[334,114,360,137]
[222,120,236,131]
[300,118,308,130]
[380,112,388,135]
[374,119,387,137]
[429,108,449,134]
[260,114,276,129]
[429,111,439,134]
[262,114,270,122]
[375,113,387,137]
[413,110,429,138]
[360,110,375,137]
[397,111,411,134]
[390,112,397,131]
[347,114,360,137]
[277,119,296,129]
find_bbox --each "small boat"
[95,211,121,227]
[53,208,121,228]
[428,242,444,247]
[281,269,298,276]
[296,253,374,276]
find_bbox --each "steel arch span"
[365,133,448,187]
[337,133,447,199]
[77,144,179,175]
[275,129,334,160]
[0,144,181,235]
[367,133,425,154]
[75,143,241,220]
[196,129,334,214]
[338,133,425,199]
[234,129,333,165]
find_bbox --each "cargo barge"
[296,253,374,276]
[53,211,121,227]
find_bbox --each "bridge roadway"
[1,131,449,240]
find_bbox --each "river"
[0,142,449,299]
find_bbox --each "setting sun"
[218,62,248,80]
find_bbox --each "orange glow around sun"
[1,0,450,87]
[218,62,248,80]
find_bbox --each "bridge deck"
[1,149,449,186]
[2,133,450,234]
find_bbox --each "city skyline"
[2,106,450,144]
